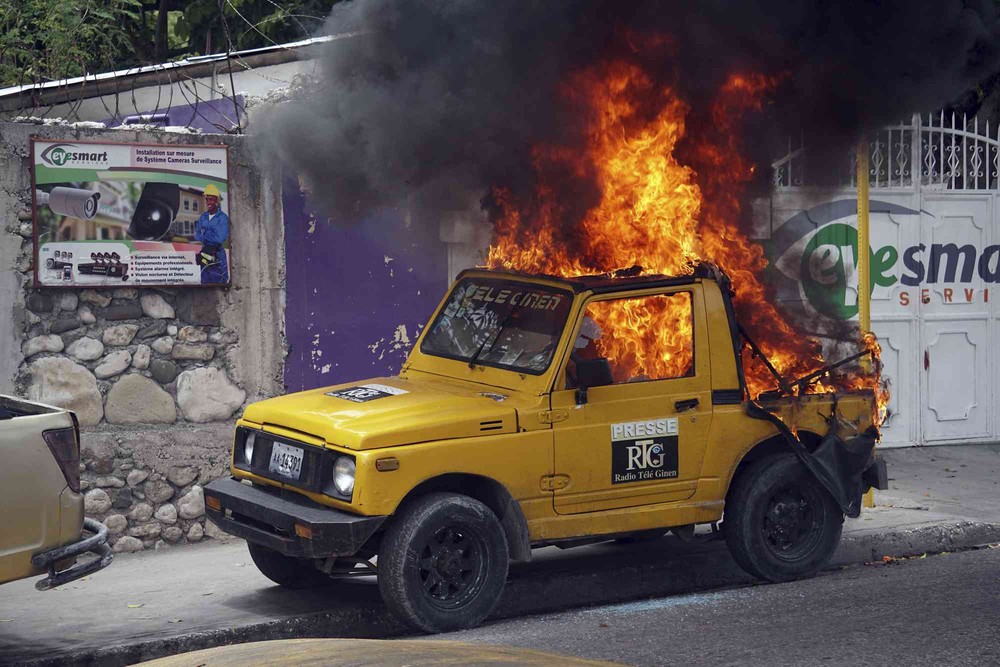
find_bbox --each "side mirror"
[574,357,614,405]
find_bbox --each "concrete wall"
[0,154,26,394]
[0,120,285,552]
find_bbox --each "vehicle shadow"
[496,535,752,619]
[218,534,753,632]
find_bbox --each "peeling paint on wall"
[366,322,422,364]
[393,324,411,347]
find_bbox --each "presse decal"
[611,418,679,484]
[768,199,1000,320]
[326,383,409,403]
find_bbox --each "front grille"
[244,431,332,494]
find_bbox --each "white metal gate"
[767,113,1000,447]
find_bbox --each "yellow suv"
[206,266,886,632]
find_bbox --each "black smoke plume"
[257,0,1000,223]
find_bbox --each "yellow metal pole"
[857,139,875,509]
[857,140,871,335]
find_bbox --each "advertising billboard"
[32,138,231,287]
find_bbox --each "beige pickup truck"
[0,395,112,590]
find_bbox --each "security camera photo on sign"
[32,139,231,288]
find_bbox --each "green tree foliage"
[176,0,337,55]
[0,0,339,88]
[0,0,141,87]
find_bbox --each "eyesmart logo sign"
[39,143,109,168]
[795,221,894,320]
[769,199,1000,320]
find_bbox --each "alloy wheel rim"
[417,523,489,609]
[761,483,824,561]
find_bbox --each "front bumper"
[32,518,113,591]
[204,477,386,559]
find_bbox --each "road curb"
[23,607,409,667]
[141,638,620,667]
[834,520,1000,565]
[20,519,1000,667]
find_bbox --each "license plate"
[268,441,303,480]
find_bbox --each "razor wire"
[0,56,249,133]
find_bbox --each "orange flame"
[587,292,694,383]
[486,60,885,420]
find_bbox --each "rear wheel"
[247,543,332,589]
[724,453,843,582]
[377,493,508,633]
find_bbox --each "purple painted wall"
[282,178,450,392]
[103,96,244,133]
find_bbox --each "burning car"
[205,264,886,633]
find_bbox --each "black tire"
[247,543,332,589]
[378,492,509,633]
[724,453,843,582]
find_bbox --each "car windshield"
[420,277,573,375]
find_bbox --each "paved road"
[2,445,998,665]
[5,502,989,667]
[444,546,1000,666]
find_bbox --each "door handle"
[674,397,699,413]
[924,350,929,371]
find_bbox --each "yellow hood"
[242,376,519,450]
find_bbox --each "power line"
[218,0,243,133]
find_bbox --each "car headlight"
[243,431,256,464]
[333,456,356,496]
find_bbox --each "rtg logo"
[770,200,1000,320]
[610,418,679,485]
[39,143,109,168]
[625,441,665,472]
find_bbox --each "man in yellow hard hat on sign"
[194,183,230,284]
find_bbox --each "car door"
[550,286,713,515]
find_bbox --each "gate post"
[857,139,871,335]
[856,139,876,509]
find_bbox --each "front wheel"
[378,493,509,633]
[724,453,843,582]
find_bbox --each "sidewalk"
[877,443,1000,520]
[1,445,997,667]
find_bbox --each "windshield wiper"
[467,306,520,369]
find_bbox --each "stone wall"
[79,424,235,552]
[0,121,285,552]
[21,288,246,427]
